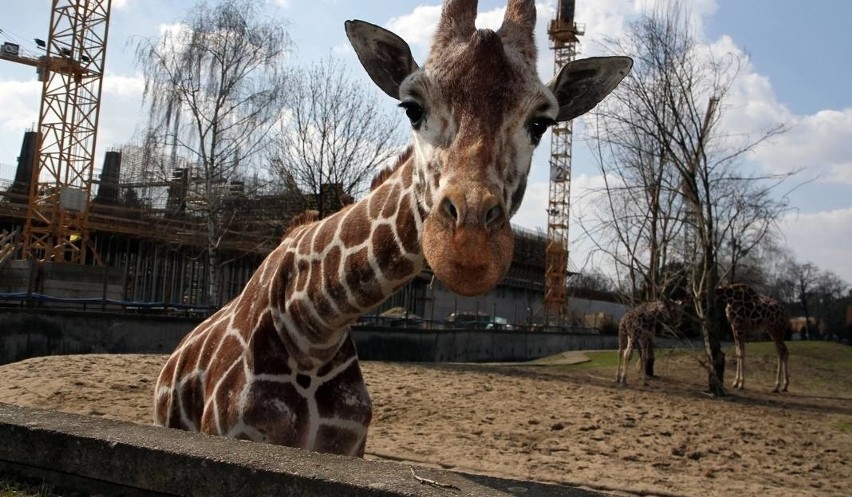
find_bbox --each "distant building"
[0,134,626,329]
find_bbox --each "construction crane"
[0,0,111,264]
[544,0,583,326]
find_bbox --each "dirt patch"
[0,344,849,497]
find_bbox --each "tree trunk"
[702,314,727,396]
[207,214,221,307]
[701,228,727,396]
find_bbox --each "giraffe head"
[346,0,631,296]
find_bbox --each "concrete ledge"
[0,403,605,496]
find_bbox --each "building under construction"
[0,131,559,327]
[0,0,627,330]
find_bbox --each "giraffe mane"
[283,210,320,239]
[371,146,413,192]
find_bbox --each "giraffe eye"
[528,117,556,145]
[399,101,425,130]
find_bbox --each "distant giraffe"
[716,284,790,393]
[616,300,682,386]
[153,0,631,456]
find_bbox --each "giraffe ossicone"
[153,0,631,457]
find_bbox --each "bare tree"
[715,180,787,283]
[582,0,790,395]
[579,119,686,301]
[789,262,820,340]
[780,261,849,340]
[811,271,851,339]
[268,57,406,218]
[134,0,291,305]
[569,268,616,294]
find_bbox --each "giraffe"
[716,283,791,393]
[153,0,631,457]
[616,300,682,386]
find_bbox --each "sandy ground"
[0,350,850,497]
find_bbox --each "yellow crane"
[545,0,583,326]
[0,0,111,264]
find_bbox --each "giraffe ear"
[345,20,420,100]
[547,56,633,122]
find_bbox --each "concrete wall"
[424,279,543,325]
[0,403,605,497]
[0,309,621,366]
[423,281,630,328]
[0,309,196,365]
[354,329,618,362]
[0,260,125,299]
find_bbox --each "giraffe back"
[619,300,679,345]
[718,284,790,340]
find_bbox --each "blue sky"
[1,0,850,283]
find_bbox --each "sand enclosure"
[0,348,849,497]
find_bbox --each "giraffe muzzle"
[422,188,514,296]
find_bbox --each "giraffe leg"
[620,339,635,386]
[772,353,781,393]
[774,339,790,393]
[645,342,656,378]
[733,337,745,390]
[616,342,625,384]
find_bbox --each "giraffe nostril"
[442,198,459,222]
[485,204,503,227]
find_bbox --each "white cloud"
[98,73,146,149]
[474,7,507,31]
[576,0,635,56]
[331,42,354,58]
[705,35,792,135]
[632,0,717,38]
[780,208,852,284]
[0,80,41,134]
[751,109,852,184]
[159,22,189,39]
[383,3,559,84]
[385,5,442,53]
[0,72,142,178]
[511,180,550,230]
[382,1,531,45]
[102,72,145,97]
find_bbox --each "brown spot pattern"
[395,198,420,255]
[381,183,401,219]
[339,202,371,248]
[344,248,383,309]
[248,314,291,377]
[312,425,364,455]
[372,224,412,281]
[242,379,308,447]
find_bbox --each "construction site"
[0,0,625,330]
[0,136,566,323]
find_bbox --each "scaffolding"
[545,0,583,326]
[20,0,112,264]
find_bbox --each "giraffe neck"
[238,155,425,370]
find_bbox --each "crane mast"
[545,0,583,326]
[1,0,112,264]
